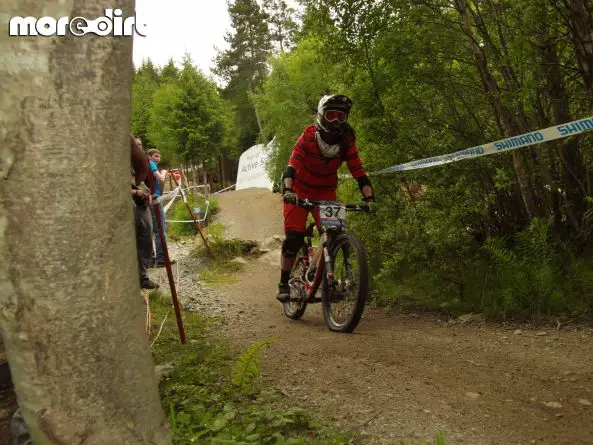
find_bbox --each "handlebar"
[284,196,373,212]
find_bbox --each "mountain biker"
[277,94,376,303]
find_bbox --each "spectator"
[131,137,159,289]
[146,149,175,266]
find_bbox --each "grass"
[148,291,355,445]
[168,194,219,239]
[199,260,244,285]
[149,292,447,445]
[192,222,258,286]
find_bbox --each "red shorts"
[283,202,320,233]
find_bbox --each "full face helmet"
[316,94,353,135]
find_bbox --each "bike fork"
[323,245,334,280]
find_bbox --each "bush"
[344,178,593,320]
[481,218,593,318]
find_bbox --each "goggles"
[323,109,348,123]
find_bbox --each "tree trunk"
[247,77,264,136]
[455,0,540,221]
[567,0,593,104]
[219,155,225,190]
[0,1,171,444]
[537,29,587,233]
[197,164,202,186]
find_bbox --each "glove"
[362,195,378,213]
[283,188,298,204]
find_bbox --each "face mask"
[316,131,340,158]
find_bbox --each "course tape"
[369,115,593,175]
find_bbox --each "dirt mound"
[213,188,284,242]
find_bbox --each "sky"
[132,0,301,77]
[132,0,231,76]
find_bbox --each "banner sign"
[236,139,275,190]
[372,116,593,175]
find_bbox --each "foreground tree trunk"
[0,1,171,444]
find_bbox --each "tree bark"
[567,0,593,104]
[0,1,171,444]
[537,29,587,232]
[219,155,226,189]
[247,77,264,136]
[455,0,540,221]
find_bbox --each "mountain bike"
[283,197,372,333]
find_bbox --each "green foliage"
[167,193,218,238]
[254,0,593,319]
[147,55,231,167]
[262,0,299,53]
[214,0,273,152]
[255,36,343,182]
[191,223,259,285]
[131,56,238,169]
[482,218,593,318]
[148,82,184,165]
[150,295,354,445]
[231,338,277,391]
[131,59,160,146]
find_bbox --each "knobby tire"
[322,232,369,333]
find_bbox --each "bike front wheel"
[322,232,369,333]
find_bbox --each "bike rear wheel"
[322,232,368,333]
[283,246,308,320]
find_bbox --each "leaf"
[211,415,229,432]
[231,337,277,390]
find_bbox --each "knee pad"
[282,231,305,257]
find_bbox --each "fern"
[515,217,552,265]
[482,217,568,316]
[231,337,277,391]
[483,236,517,265]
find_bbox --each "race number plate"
[319,201,346,229]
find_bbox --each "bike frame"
[302,229,334,300]
[294,197,369,302]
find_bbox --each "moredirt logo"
[8,9,147,37]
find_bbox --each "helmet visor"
[323,109,347,123]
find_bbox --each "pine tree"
[131,58,160,146]
[214,0,272,150]
[160,58,180,82]
[263,0,299,52]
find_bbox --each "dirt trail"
[215,261,593,445]
[159,189,593,445]
[213,188,284,242]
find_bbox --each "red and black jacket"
[287,125,367,201]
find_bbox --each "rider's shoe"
[276,282,290,303]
